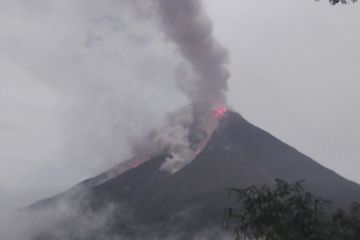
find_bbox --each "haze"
[0,0,359,212]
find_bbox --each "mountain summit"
[30,111,360,239]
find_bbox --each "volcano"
[29,111,360,239]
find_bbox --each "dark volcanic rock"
[30,111,360,239]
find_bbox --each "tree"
[226,179,360,240]
[328,0,357,4]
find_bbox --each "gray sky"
[205,0,360,186]
[0,0,359,210]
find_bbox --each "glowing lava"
[214,107,227,118]
[132,161,143,168]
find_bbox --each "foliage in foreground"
[226,179,360,240]
[328,0,357,4]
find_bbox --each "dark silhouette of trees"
[328,0,357,4]
[226,179,360,240]
[224,0,359,238]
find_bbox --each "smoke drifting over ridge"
[0,0,232,238]
[146,0,231,172]
[128,0,231,173]
[0,0,231,212]
[156,0,230,113]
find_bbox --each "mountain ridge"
[29,111,360,238]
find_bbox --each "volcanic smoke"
[132,0,230,173]
[156,0,230,114]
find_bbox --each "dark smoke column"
[156,0,230,114]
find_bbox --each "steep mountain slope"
[30,111,360,238]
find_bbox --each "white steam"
[156,111,195,173]
[0,190,118,240]
[130,0,231,173]
[0,0,231,238]
[131,106,196,173]
[131,105,223,173]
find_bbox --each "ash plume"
[131,0,231,173]
[131,106,196,173]
[0,1,233,237]
[156,0,230,114]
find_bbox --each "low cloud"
[0,0,187,210]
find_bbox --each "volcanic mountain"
[30,111,360,239]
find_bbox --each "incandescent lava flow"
[213,107,228,119]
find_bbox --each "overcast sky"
[0,0,359,210]
[206,0,360,186]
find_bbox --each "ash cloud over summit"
[156,0,230,112]
[1,0,360,240]
[127,0,232,174]
[0,0,230,225]
[0,0,229,213]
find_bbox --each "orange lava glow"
[214,107,227,118]
[132,161,144,168]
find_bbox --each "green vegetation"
[226,179,360,240]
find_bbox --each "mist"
[0,0,235,237]
[0,2,233,239]
[0,0,190,210]
[1,0,360,239]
